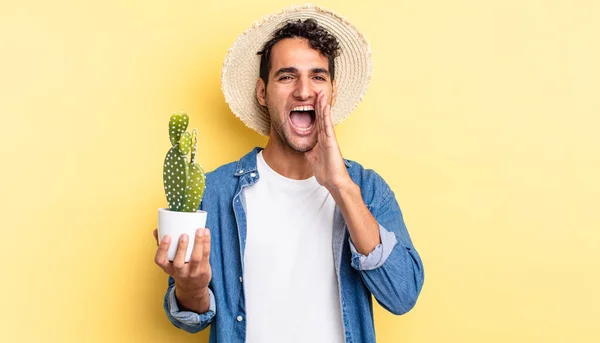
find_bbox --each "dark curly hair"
[257,18,341,86]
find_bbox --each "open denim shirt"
[163,147,424,342]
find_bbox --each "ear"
[331,79,338,107]
[256,78,267,106]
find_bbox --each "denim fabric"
[162,147,424,342]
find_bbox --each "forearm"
[360,242,424,315]
[174,282,211,314]
[329,180,380,255]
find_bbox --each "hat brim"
[221,4,372,136]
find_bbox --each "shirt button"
[237,315,243,322]
[239,276,243,283]
[250,172,256,177]
[239,169,244,173]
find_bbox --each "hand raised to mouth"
[304,90,352,191]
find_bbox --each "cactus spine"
[163,112,206,212]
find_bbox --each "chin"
[271,119,317,153]
[286,135,317,153]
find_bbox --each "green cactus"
[163,112,206,212]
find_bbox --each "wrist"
[327,178,358,198]
[174,283,210,312]
[175,282,208,298]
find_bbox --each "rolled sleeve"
[163,283,216,333]
[349,223,398,270]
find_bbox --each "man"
[154,4,424,343]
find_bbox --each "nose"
[292,76,313,100]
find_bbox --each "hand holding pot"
[154,228,212,313]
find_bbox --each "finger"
[314,91,321,130]
[153,229,159,246]
[324,95,331,130]
[154,234,174,274]
[316,91,325,139]
[316,90,326,132]
[172,234,189,274]
[201,229,211,267]
[324,104,334,138]
[315,89,323,107]
[188,229,205,273]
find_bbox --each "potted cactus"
[158,112,207,262]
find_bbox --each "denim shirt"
[162,147,424,343]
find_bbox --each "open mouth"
[289,105,316,132]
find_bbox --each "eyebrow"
[274,67,298,77]
[273,67,330,77]
[311,68,329,75]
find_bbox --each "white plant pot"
[158,208,207,262]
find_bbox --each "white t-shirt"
[243,151,344,343]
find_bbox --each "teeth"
[296,126,312,132]
[291,105,315,112]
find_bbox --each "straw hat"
[221,3,372,136]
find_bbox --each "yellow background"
[1,0,598,342]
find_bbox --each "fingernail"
[181,234,188,242]
[196,228,202,236]
[164,235,171,243]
